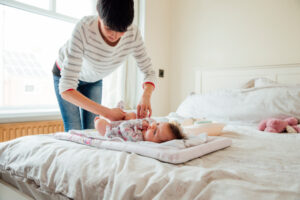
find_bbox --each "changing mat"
[54,130,232,164]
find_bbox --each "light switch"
[159,69,164,78]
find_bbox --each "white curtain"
[101,64,126,108]
[102,0,143,110]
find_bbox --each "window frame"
[0,0,78,23]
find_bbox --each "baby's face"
[144,122,175,143]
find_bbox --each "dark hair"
[96,0,134,32]
[168,123,185,140]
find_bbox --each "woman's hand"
[137,83,154,118]
[137,96,152,118]
[106,108,126,121]
[142,120,149,130]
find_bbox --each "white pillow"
[241,77,277,89]
[254,77,277,87]
[176,85,300,125]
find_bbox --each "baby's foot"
[94,116,100,122]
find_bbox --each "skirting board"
[195,64,300,94]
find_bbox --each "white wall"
[144,0,300,114]
[143,0,171,116]
[169,0,300,111]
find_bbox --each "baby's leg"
[94,117,110,136]
[124,112,137,120]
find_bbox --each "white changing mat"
[54,130,232,164]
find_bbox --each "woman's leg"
[78,79,103,129]
[53,75,81,131]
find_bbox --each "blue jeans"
[53,75,103,131]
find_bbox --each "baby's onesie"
[105,118,155,142]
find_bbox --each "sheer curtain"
[101,64,126,108]
[102,0,142,110]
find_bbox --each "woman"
[53,0,156,131]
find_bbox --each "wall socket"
[158,69,164,78]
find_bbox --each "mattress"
[1,124,300,200]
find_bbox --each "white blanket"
[54,130,232,164]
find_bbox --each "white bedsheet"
[0,125,300,200]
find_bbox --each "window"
[0,0,143,122]
[56,0,95,19]
[0,0,96,122]
[14,0,49,9]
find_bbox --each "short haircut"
[168,123,185,140]
[96,0,134,32]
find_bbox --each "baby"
[94,113,184,143]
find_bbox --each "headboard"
[195,64,300,94]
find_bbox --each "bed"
[1,65,300,200]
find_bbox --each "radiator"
[0,120,64,142]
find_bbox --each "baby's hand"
[142,120,149,130]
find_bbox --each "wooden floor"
[0,120,64,142]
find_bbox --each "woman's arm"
[132,28,156,119]
[61,90,125,121]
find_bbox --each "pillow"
[241,77,277,89]
[254,77,277,87]
[176,85,300,125]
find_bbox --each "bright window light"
[14,0,49,10]
[56,0,96,19]
[0,5,73,110]
[0,0,141,122]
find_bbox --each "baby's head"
[144,122,184,143]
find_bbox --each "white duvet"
[1,125,300,200]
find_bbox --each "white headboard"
[195,64,300,94]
